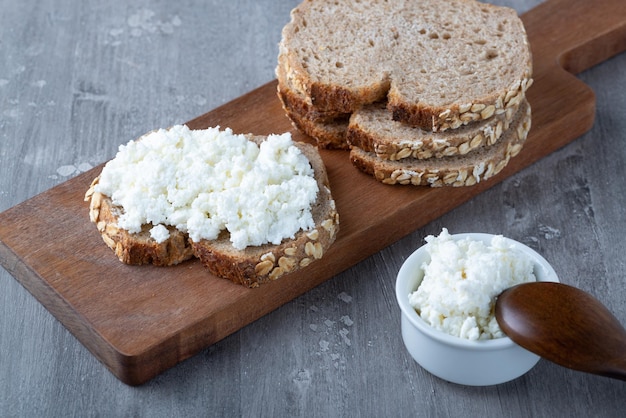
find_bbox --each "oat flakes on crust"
[350,100,532,187]
[85,177,195,266]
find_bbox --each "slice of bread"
[350,101,531,187]
[347,99,523,160]
[191,139,339,288]
[278,0,532,131]
[85,131,339,287]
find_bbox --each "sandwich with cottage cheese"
[84,125,339,288]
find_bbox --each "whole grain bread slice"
[84,133,339,287]
[347,99,524,160]
[278,0,532,131]
[350,101,531,187]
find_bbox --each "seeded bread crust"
[85,180,195,266]
[278,0,532,131]
[279,74,527,160]
[191,140,339,288]
[84,134,339,287]
[347,99,524,160]
[350,101,531,187]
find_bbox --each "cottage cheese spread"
[409,229,535,340]
[95,125,319,250]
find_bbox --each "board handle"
[522,0,626,74]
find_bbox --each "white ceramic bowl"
[395,232,560,386]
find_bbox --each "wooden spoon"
[495,282,626,381]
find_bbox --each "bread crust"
[387,77,533,132]
[278,72,526,160]
[84,134,339,287]
[280,50,389,114]
[279,93,350,150]
[350,101,532,187]
[277,78,349,124]
[347,100,522,160]
[85,179,195,266]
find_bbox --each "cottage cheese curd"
[95,125,319,250]
[408,229,535,340]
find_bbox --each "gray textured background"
[1,0,624,416]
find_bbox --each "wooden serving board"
[1,0,625,385]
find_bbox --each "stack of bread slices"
[276,0,533,187]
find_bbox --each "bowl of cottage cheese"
[395,229,559,386]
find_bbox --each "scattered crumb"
[56,165,78,177]
[539,224,561,240]
[337,292,352,303]
[340,315,353,326]
[339,328,351,346]
[55,162,94,177]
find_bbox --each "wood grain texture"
[1,0,626,415]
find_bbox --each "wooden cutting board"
[1,0,625,385]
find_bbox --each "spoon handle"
[601,359,626,381]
